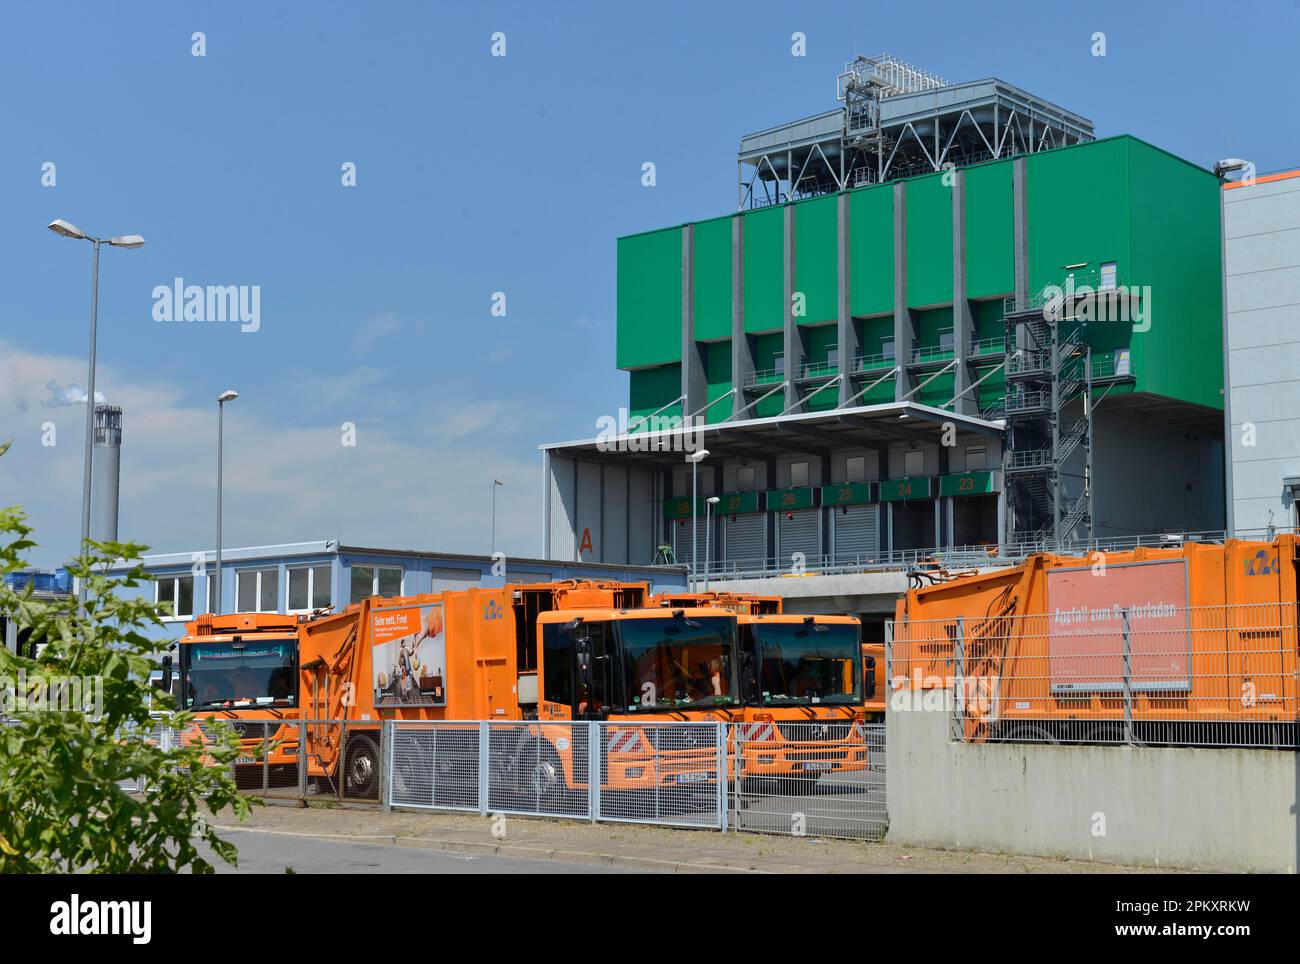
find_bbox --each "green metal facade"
[615,135,1224,419]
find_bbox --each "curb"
[213,824,767,874]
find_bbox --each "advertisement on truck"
[371,602,447,707]
[1046,559,1192,693]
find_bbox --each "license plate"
[801,761,834,771]
[235,756,255,765]
[675,771,710,784]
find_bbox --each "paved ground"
[207,801,1183,874]
[210,829,634,874]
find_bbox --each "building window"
[903,449,925,477]
[773,353,785,377]
[236,568,279,613]
[826,346,839,368]
[965,445,987,471]
[845,456,866,482]
[351,565,403,603]
[1100,261,1117,290]
[288,565,332,612]
[156,574,195,619]
[738,466,756,490]
[789,461,809,487]
[881,338,895,360]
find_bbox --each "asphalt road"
[208,830,643,874]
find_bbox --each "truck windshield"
[180,640,298,710]
[616,616,738,711]
[754,623,860,706]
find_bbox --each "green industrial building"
[544,56,1226,577]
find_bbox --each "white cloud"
[0,341,543,568]
[355,313,402,347]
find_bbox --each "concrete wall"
[1225,173,1300,533]
[887,691,1297,872]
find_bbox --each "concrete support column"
[783,203,805,414]
[731,214,754,418]
[681,224,707,418]
[893,182,914,401]
[837,192,859,407]
[951,170,978,416]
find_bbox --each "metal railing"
[743,367,786,388]
[694,527,1300,583]
[386,719,886,839]
[969,337,1005,358]
[889,604,1299,750]
[800,359,839,380]
[854,350,896,371]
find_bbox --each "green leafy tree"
[0,442,252,872]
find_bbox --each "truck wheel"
[999,724,1058,745]
[344,735,381,798]
[528,746,564,805]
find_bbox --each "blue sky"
[3,0,1298,567]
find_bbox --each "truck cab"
[651,593,872,785]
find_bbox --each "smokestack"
[92,404,122,543]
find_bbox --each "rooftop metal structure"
[738,53,1094,208]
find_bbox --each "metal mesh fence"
[728,720,886,840]
[389,722,481,811]
[595,721,723,829]
[890,604,1300,749]
[487,721,590,819]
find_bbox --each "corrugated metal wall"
[548,456,576,560]
[602,464,628,562]
[574,461,603,561]
[777,509,820,566]
[831,505,880,561]
[723,513,766,566]
[628,469,655,565]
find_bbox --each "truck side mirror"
[158,654,173,693]
[863,656,876,699]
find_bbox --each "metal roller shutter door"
[831,505,879,562]
[723,514,766,567]
[777,509,821,566]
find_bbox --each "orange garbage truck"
[651,591,874,789]
[892,537,1300,746]
[178,581,743,798]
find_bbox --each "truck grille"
[776,720,852,742]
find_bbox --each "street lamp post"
[704,496,720,591]
[216,390,238,615]
[491,479,504,554]
[685,449,710,592]
[48,220,144,603]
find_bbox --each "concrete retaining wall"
[887,692,1298,873]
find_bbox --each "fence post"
[884,619,893,685]
[297,720,308,801]
[588,721,600,824]
[716,721,727,832]
[477,721,490,817]
[953,617,966,742]
[381,719,393,812]
[1121,609,1134,745]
